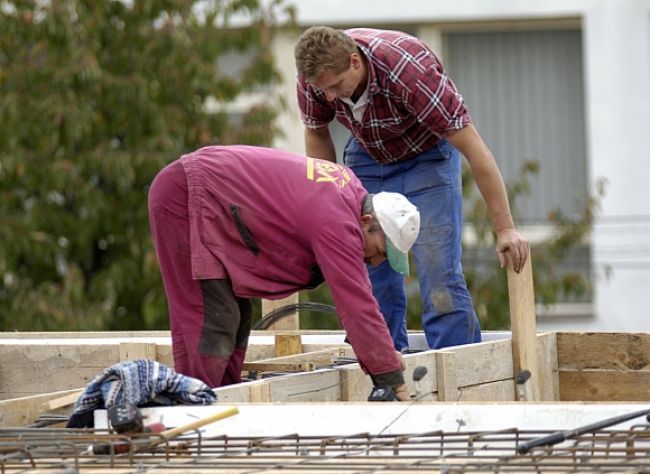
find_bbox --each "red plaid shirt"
[297,28,471,163]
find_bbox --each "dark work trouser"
[148,161,251,388]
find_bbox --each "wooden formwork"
[5,254,648,428]
[557,332,650,401]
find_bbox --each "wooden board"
[459,379,515,401]
[441,338,514,387]
[0,389,80,427]
[0,332,351,400]
[506,253,542,401]
[0,344,119,400]
[557,332,650,401]
[537,332,560,400]
[559,371,650,401]
[557,332,650,370]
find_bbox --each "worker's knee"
[198,279,242,360]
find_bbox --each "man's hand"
[392,352,410,400]
[496,228,530,273]
[393,383,411,401]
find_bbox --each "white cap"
[372,192,420,275]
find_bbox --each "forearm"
[447,124,530,271]
[446,125,515,232]
[305,127,337,162]
[471,158,516,233]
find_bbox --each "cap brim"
[385,236,410,275]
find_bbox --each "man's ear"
[360,213,374,229]
[351,52,363,70]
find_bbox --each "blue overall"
[345,138,482,350]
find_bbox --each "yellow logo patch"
[306,157,351,188]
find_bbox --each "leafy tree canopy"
[0,0,292,330]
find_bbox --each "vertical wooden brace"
[507,253,543,401]
[436,351,457,401]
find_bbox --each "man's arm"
[446,124,530,272]
[305,126,337,162]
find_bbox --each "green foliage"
[0,0,292,330]
[460,162,606,330]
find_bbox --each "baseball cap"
[372,192,420,275]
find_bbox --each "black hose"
[253,302,339,330]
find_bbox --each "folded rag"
[66,359,216,428]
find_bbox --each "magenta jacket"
[180,145,401,378]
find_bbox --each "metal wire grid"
[1,425,650,473]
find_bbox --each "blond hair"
[294,26,358,82]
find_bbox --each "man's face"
[361,215,387,267]
[311,53,366,102]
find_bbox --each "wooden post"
[435,351,457,401]
[261,294,302,357]
[261,295,299,330]
[507,252,542,401]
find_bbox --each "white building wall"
[274,0,650,332]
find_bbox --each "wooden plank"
[537,332,560,401]
[436,351,457,401]
[0,345,119,400]
[0,389,81,427]
[249,381,271,402]
[261,295,299,330]
[506,252,542,401]
[274,333,302,357]
[457,379,515,401]
[251,348,349,366]
[448,339,513,387]
[559,371,650,401]
[405,351,438,401]
[242,362,315,372]
[557,332,650,370]
[155,344,175,367]
[40,389,82,411]
[339,350,440,401]
[267,369,342,402]
[119,342,157,361]
[339,365,373,401]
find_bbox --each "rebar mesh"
[1,424,650,472]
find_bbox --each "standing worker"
[148,145,420,400]
[294,26,530,351]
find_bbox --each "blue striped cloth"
[67,359,216,427]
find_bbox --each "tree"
[0,0,292,330]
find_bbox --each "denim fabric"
[345,138,481,350]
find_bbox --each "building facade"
[268,0,650,332]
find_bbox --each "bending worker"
[294,26,530,351]
[148,145,420,400]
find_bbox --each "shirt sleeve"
[388,38,471,134]
[307,218,403,379]
[296,75,337,129]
